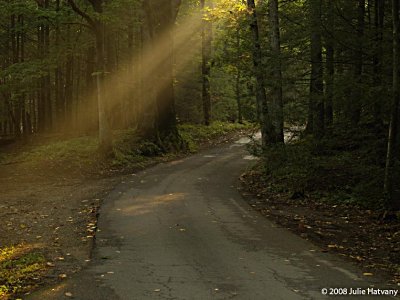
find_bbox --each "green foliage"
[0,245,46,299]
[179,121,251,152]
[258,125,389,209]
[0,122,250,174]
[17,136,98,165]
[111,129,162,168]
[110,122,249,167]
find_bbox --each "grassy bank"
[0,122,252,176]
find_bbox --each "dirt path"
[0,158,122,297]
[27,139,395,300]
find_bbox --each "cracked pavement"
[29,138,390,299]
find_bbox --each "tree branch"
[66,0,96,30]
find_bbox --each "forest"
[0,0,400,298]
[0,0,399,208]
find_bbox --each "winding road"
[31,137,392,299]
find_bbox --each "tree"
[66,0,112,152]
[372,0,385,124]
[350,0,366,125]
[268,0,284,143]
[246,0,276,146]
[324,0,334,127]
[201,0,212,126]
[141,0,184,150]
[307,0,324,140]
[384,0,400,210]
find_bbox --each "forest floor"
[239,170,400,286]
[1,124,399,299]
[0,124,250,299]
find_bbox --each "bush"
[256,124,389,209]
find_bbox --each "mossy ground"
[0,245,47,299]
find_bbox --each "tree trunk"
[246,0,276,146]
[309,0,324,140]
[350,0,365,125]
[154,1,178,140]
[384,0,400,210]
[65,51,74,128]
[201,0,212,126]
[268,0,284,143]
[325,0,334,127]
[140,0,183,150]
[19,14,28,137]
[55,0,64,131]
[66,0,112,153]
[235,28,243,124]
[373,0,385,124]
[95,24,112,153]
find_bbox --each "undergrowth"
[7,136,99,169]
[0,245,47,300]
[257,124,389,209]
[179,121,252,152]
[111,121,251,167]
[0,122,251,174]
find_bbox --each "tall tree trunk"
[85,45,97,130]
[44,8,52,131]
[201,0,212,126]
[373,0,385,124]
[384,0,400,210]
[351,0,365,125]
[138,2,157,136]
[154,0,179,141]
[235,27,243,124]
[95,24,112,152]
[268,0,284,143]
[140,0,183,150]
[65,50,74,128]
[246,0,276,146]
[325,0,334,127]
[19,14,28,137]
[36,0,52,132]
[67,0,112,153]
[55,0,64,130]
[309,0,324,139]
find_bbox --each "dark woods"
[0,0,399,209]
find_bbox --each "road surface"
[30,138,394,299]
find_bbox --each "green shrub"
[255,123,389,209]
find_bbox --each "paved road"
[31,139,394,299]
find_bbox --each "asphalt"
[29,138,396,300]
